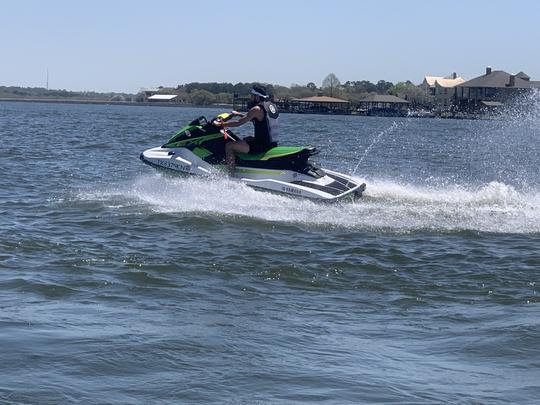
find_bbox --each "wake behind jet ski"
[140,112,366,202]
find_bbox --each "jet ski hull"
[140,146,365,202]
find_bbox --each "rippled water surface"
[1,101,539,404]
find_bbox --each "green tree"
[376,80,394,94]
[272,84,292,99]
[189,89,216,105]
[388,81,433,107]
[288,84,318,99]
[214,92,232,104]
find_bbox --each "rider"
[215,85,279,175]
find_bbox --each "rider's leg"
[225,140,250,176]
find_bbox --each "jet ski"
[140,112,366,202]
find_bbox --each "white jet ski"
[140,113,366,202]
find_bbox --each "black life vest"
[252,101,279,145]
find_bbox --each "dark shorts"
[245,139,277,155]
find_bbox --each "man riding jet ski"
[216,85,280,175]
[140,87,366,202]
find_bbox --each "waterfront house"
[420,73,465,109]
[455,67,539,111]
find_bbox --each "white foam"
[77,173,540,234]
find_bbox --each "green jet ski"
[140,112,366,202]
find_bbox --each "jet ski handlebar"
[190,112,241,129]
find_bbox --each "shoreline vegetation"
[0,76,425,107]
[0,97,229,108]
[0,72,528,119]
[0,96,500,120]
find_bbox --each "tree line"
[0,73,434,107]
[148,73,432,106]
[0,86,133,101]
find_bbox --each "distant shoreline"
[0,97,498,120]
[0,97,232,109]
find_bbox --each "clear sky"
[2,0,539,93]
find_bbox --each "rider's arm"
[221,107,262,128]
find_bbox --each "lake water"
[1,100,539,404]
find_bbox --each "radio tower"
[46,68,49,90]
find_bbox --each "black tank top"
[252,101,279,145]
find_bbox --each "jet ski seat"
[236,146,320,172]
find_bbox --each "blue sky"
[2,0,539,93]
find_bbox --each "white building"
[420,73,465,109]
[147,94,178,103]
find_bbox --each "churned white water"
[78,173,540,234]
